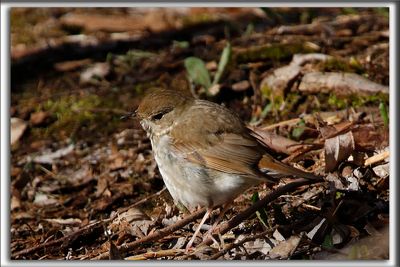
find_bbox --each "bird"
[135,88,321,250]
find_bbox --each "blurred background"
[10,7,389,260]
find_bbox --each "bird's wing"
[170,100,321,181]
[173,131,269,179]
[169,100,270,181]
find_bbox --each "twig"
[282,120,355,164]
[281,146,323,164]
[125,248,185,260]
[209,230,272,260]
[262,118,302,131]
[12,219,108,258]
[364,150,389,166]
[93,207,206,260]
[94,179,322,260]
[260,109,360,131]
[198,178,322,249]
[300,203,321,212]
[116,187,167,213]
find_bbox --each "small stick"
[198,178,321,248]
[94,179,321,260]
[209,230,272,260]
[300,203,321,212]
[364,150,389,166]
[262,118,302,130]
[13,220,107,258]
[93,207,206,260]
[125,248,185,260]
[117,187,166,213]
[13,188,167,259]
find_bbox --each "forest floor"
[10,7,389,260]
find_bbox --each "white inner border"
[1,2,396,267]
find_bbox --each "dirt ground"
[10,7,389,260]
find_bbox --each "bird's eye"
[150,108,172,121]
[151,112,165,121]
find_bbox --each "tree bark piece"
[298,72,388,96]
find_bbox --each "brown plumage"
[136,88,321,250]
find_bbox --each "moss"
[326,92,389,110]
[31,94,120,140]
[260,84,284,112]
[260,84,306,121]
[291,118,306,141]
[111,50,157,75]
[375,7,389,18]
[328,93,348,109]
[341,7,358,15]
[235,43,317,63]
[181,13,219,27]
[11,8,67,46]
[319,58,365,74]
[257,87,388,124]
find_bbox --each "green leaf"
[335,191,344,199]
[244,23,254,37]
[251,192,269,228]
[212,42,231,86]
[322,234,334,249]
[291,127,305,140]
[184,57,211,89]
[291,118,306,140]
[172,40,189,49]
[262,102,273,115]
[379,101,389,127]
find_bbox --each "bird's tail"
[258,154,322,180]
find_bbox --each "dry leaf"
[325,173,346,190]
[29,111,49,126]
[109,240,123,260]
[11,195,21,211]
[272,229,285,242]
[109,208,153,237]
[373,163,389,178]
[242,238,272,255]
[11,117,28,146]
[32,144,74,164]
[54,58,92,72]
[232,80,250,91]
[307,218,327,240]
[325,131,355,172]
[249,126,303,155]
[269,235,302,259]
[80,62,110,84]
[33,192,59,206]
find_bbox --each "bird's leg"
[202,202,232,242]
[185,208,213,251]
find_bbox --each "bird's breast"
[150,134,255,210]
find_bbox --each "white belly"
[151,135,257,209]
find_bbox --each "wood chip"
[365,150,389,166]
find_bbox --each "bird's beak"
[120,109,138,120]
